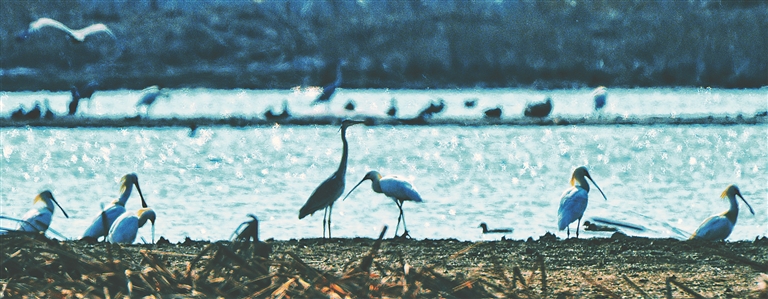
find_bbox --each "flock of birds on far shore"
[9,18,597,123]
[3,18,758,244]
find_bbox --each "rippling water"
[1,88,766,242]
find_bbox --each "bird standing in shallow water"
[17,191,69,233]
[19,18,115,42]
[592,86,607,111]
[524,97,553,118]
[136,85,166,117]
[108,208,156,244]
[557,166,607,238]
[343,170,424,238]
[299,120,364,238]
[82,174,147,241]
[311,62,343,106]
[690,185,755,241]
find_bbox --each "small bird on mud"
[343,170,424,238]
[592,86,607,111]
[690,185,754,241]
[18,17,115,42]
[16,191,69,233]
[82,174,148,242]
[108,208,156,244]
[299,120,364,238]
[557,166,608,238]
[524,97,553,117]
[478,222,513,234]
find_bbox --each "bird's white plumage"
[691,215,733,241]
[379,176,423,202]
[557,187,588,230]
[18,206,53,232]
[28,18,115,42]
[82,174,146,240]
[108,208,155,244]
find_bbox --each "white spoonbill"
[557,166,607,238]
[343,170,424,238]
[299,120,364,238]
[82,173,147,241]
[21,18,115,42]
[108,208,156,244]
[17,190,69,233]
[690,185,755,241]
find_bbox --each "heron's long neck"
[117,183,132,206]
[724,195,739,223]
[574,176,590,192]
[337,127,349,178]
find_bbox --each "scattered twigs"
[622,274,651,299]
[581,272,620,299]
[666,276,708,299]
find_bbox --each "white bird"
[343,170,424,238]
[299,120,364,238]
[690,185,755,241]
[82,173,147,241]
[23,17,115,42]
[17,190,69,233]
[557,166,607,238]
[592,86,607,111]
[108,208,156,244]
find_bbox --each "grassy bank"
[2,0,766,91]
[1,232,767,298]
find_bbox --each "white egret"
[136,85,167,117]
[17,190,69,233]
[478,222,513,234]
[299,120,364,238]
[592,86,607,111]
[557,166,607,238]
[108,208,156,244]
[82,173,147,241]
[343,170,424,238]
[21,18,115,42]
[690,185,755,241]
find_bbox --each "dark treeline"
[1,0,766,91]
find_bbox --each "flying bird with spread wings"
[18,17,116,42]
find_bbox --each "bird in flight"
[18,17,116,42]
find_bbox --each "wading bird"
[557,166,607,238]
[264,101,291,121]
[311,62,343,106]
[136,85,166,117]
[387,98,398,117]
[18,17,115,42]
[108,208,156,244]
[343,170,424,238]
[69,81,98,116]
[299,120,364,238]
[592,86,607,111]
[524,97,553,117]
[82,174,147,241]
[484,107,502,119]
[690,185,755,241]
[17,191,69,233]
[478,222,513,234]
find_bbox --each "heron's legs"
[566,226,570,238]
[576,217,581,238]
[322,207,328,238]
[328,204,333,239]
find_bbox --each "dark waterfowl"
[524,97,553,117]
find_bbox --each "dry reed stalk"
[666,276,708,299]
[621,274,651,299]
[580,272,620,299]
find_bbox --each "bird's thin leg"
[566,226,570,239]
[328,204,333,239]
[576,217,581,238]
[322,207,328,239]
[394,201,403,237]
[398,201,410,237]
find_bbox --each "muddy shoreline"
[2,233,766,298]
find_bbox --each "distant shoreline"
[2,1,766,91]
